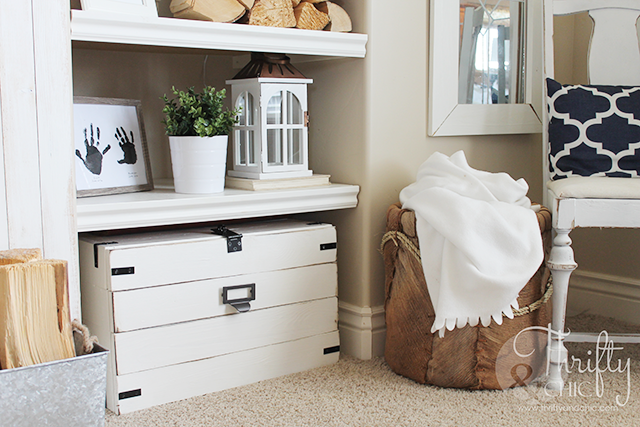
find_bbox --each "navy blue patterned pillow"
[546,78,640,180]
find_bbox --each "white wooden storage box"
[79,219,340,414]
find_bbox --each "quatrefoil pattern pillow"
[547,77,640,180]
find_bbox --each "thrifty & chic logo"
[495,327,632,407]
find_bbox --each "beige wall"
[307,1,543,310]
[321,2,640,319]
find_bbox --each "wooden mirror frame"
[428,0,543,136]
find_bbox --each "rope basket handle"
[71,319,99,355]
[381,230,553,318]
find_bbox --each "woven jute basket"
[381,203,552,390]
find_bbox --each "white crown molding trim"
[568,270,640,325]
[76,180,359,232]
[338,301,386,360]
[71,10,367,58]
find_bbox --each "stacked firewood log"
[170,0,352,32]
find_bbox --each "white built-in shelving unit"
[70,9,367,232]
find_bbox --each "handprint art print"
[73,97,153,197]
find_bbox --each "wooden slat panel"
[83,221,337,291]
[0,0,43,249]
[113,297,338,375]
[112,331,340,414]
[0,1,77,315]
[32,0,80,320]
[0,97,8,250]
[112,263,337,332]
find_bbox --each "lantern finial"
[232,52,307,80]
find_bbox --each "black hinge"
[320,242,337,251]
[93,241,118,268]
[212,225,243,253]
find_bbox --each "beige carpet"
[105,314,640,427]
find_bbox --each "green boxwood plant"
[162,86,239,137]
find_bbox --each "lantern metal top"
[231,53,308,80]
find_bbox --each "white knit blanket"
[399,151,543,337]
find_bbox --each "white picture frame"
[80,0,158,17]
[73,97,154,197]
[428,0,543,136]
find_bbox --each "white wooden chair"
[543,0,640,390]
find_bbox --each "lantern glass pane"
[247,130,256,165]
[267,129,283,165]
[287,92,303,124]
[288,129,303,165]
[267,93,283,124]
[237,93,246,126]
[246,92,255,125]
[237,130,246,165]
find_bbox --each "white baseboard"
[338,302,386,359]
[568,270,640,325]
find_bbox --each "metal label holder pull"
[212,225,243,253]
[222,283,256,313]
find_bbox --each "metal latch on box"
[222,283,255,313]
[212,225,243,253]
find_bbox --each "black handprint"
[75,124,111,175]
[115,127,138,165]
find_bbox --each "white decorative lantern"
[226,53,313,180]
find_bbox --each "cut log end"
[0,248,42,265]
[294,2,329,30]
[317,1,352,32]
[248,0,296,27]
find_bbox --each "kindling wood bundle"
[381,203,553,390]
[169,0,352,31]
[0,249,75,370]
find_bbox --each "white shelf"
[76,182,359,232]
[71,10,364,232]
[70,10,368,57]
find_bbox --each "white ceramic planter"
[169,135,228,194]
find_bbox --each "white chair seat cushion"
[547,176,640,199]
